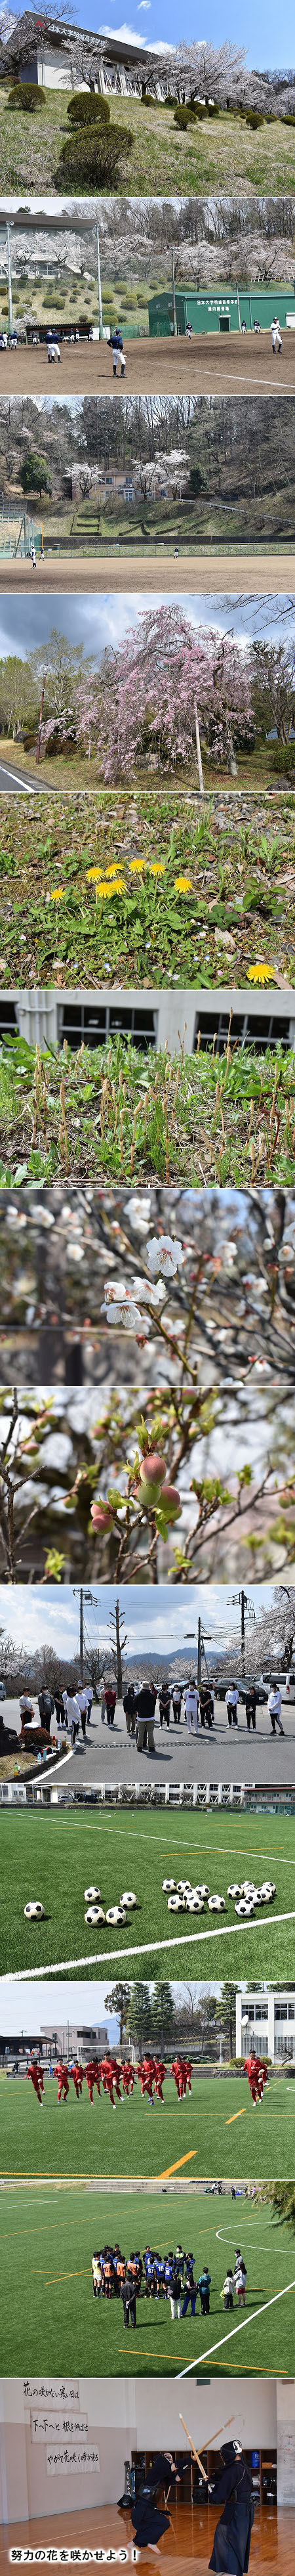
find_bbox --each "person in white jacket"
[226,1683,239,1728]
[185,1683,199,1734]
[267,1685,284,1736]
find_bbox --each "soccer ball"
[227,1884,243,1899]
[253,1890,264,1906]
[181,1881,193,1894]
[198,1883,210,1898]
[106,1906,127,1925]
[119,1892,137,1909]
[24,1902,45,1920]
[85,1905,106,1926]
[260,1881,275,1898]
[187,1896,205,1913]
[207,1894,226,1912]
[168,1893,186,1911]
[163,1879,176,1892]
[85,1885,101,1902]
[235,1898,255,1919]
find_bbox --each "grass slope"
[1,2183,294,2377]
[1,790,294,989]
[1,1806,295,1981]
[0,88,294,197]
[2,1032,295,1189]
[1,2069,293,2186]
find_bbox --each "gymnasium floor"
[0,2501,290,2574]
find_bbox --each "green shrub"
[7,81,46,112]
[58,120,132,188]
[174,105,189,128]
[271,741,295,777]
[66,91,110,124]
[245,109,264,128]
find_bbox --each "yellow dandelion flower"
[174,874,193,893]
[50,886,65,903]
[86,865,103,883]
[148,861,166,878]
[128,856,147,875]
[106,862,123,877]
[100,877,125,898]
[247,961,274,986]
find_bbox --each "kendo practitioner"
[207,2440,254,2573]
[125,2454,178,2550]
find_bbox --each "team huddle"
[90,2239,248,2327]
[26,2051,193,2107]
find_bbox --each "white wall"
[0,2378,277,2523]
[277,2382,295,2503]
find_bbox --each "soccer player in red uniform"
[54,2060,69,2103]
[171,2055,187,2098]
[100,2055,121,2107]
[70,2061,85,2099]
[85,2058,97,2104]
[243,2053,268,2105]
[154,2059,167,2101]
[26,2058,44,2105]
[121,2061,135,2094]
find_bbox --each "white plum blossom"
[102,1297,145,1332]
[147,1234,184,1278]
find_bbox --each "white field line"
[177,2275,295,2376]
[3,1903,295,1982]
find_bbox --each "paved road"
[2,1694,294,1787]
[0,556,293,597]
[50,1693,295,1788]
[0,756,44,793]
[1,333,294,399]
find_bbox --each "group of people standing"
[19,1683,94,1746]
[90,2236,248,2330]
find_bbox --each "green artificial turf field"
[1,1805,295,1981]
[1,2069,293,2187]
[1,2183,294,2379]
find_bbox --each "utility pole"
[239,1589,255,1663]
[171,248,177,337]
[197,1614,202,1686]
[96,223,103,339]
[79,1586,83,1682]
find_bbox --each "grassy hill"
[0,85,294,197]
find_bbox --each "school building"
[148,284,295,336]
[236,1989,295,2060]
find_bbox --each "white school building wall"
[236,1990,295,2060]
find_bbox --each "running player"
[121,2060,135,2094]
[54,2060,69,2104]
[26,2057,44,2105]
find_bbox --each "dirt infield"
[0,553,293,594]
[1,332,295,399]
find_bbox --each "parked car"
[0,1680,6,1701]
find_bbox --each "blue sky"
[0,1975,226,2033]
[0,1581,277,1668]
[96,5,294,71]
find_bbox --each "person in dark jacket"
[208,2441,254,2573]
[197,2262,211,2313]
[159,1683,171,1730]
[135,1683,156,1752]
[123,1683,137,1739]
[37,1690,54,1729]
[120,2272,136,2328]
[245,1686,257,1732]
[199,1682,214,1729]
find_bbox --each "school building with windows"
[236,1990,295,2060]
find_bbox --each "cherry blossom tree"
[94,604,254,780]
